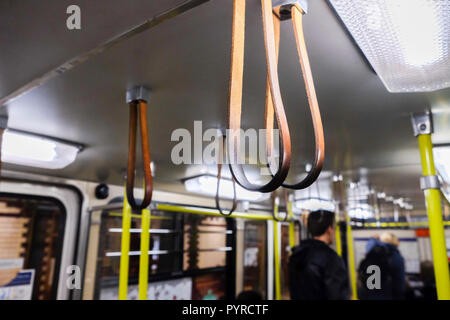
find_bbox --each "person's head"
[236,290,262,301]
[380,232,399,247]
[307,210,335,245]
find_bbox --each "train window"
[0,194,66,300]
[242,220,267,298]
[183,215,228,270]
[95,209,182,298]
[89,205,232,300]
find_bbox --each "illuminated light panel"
[329,0,450,92]
[294,198,336,212]
[184,175,270,202]
[2,130,80,169]
[434,146,450,184]
[294,178,335,212]
[348,204,375,220]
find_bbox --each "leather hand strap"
[227,0,291,193]
[126,100,153,212]
[266,4,325,190]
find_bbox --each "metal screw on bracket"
[411,111,433,136]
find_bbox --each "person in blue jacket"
[358,232,406,300]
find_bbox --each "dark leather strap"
[126,100,153,212]
[216,136,237,216]
[266,4,325,190]
[227,0,291,193]
[216,162,238,216]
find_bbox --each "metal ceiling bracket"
[273,0,308,20]
[420,175,440,190]
[411,111,433,136]
[126,86,150,103]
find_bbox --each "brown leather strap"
[265,10,281,175]
[266,4,324,190]
[227,0,291,193]
[126,100,153,212]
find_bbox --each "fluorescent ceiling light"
[184,174,270,202]
[294,178,335,212]
[329,0,450,92]
[294,198,336,212]
[1,130,80,169]
[348,204,375,220]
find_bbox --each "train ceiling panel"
[2,0,450,212]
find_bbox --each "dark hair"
[307,210,335,237]
[236,290,263,300]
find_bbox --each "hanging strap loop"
[227,0,292,193]
[126,91,153,212]
[266,2,324,190]
[216,162,238,216]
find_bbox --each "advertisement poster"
[0,269,35,300]
[101,277,192,300]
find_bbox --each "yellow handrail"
[273,203,282,300]
[287,200,296,249]
[346,213,358,300]
[335,218,342,257]
[156,204,292,221]
[417,133,450,300]
[363,221,450,228]
[138,209,151,300]
[118,192,131,300]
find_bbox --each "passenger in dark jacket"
[358,233,406,300]
[289,210,350,300]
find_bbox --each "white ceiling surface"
[2,0,450,213]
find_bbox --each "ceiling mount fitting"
[411,111,433,136]
[126,86,151,103]
[273,0,308,20]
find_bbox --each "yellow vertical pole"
[346,213,358,300]
[335,217,342,257]
[417,133,450,300]
[119,192,132,300]
[287,200,296,249]
[138,208,151,300]
[273,202,282,300]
